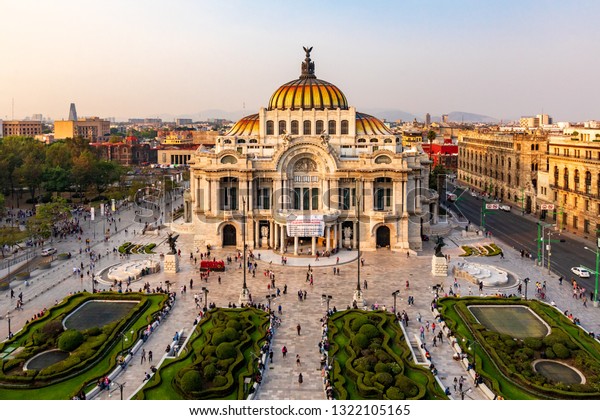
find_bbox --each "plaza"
[1,195,600,399]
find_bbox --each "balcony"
[549,183,599,199]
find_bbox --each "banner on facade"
[286,214,324,237]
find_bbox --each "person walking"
[298,373,303,385]
[148,351,153,363]
[296,354,301,366]
[282,345,288,358]
[140,348,146,364]
[297,324,302,335]
[269,350,274,363]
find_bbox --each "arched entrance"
[376,226,390,248]
[222,224,236,247]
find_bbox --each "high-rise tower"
[68,103,78,121]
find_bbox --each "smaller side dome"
[356,112,392,136]
[225,114,260,136]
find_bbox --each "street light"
[353,178,364,307]
[462,338,481,370]
[322,294,332,312]
[109,380,126,400]
[239,197,251,305]
[202,286,209,312]
[523,277,530,300]
[6,312,12,339]
[120,329,135,354]
[583,245,599,307]
[392,290,400,314]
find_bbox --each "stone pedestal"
[431,255,448,277]
[164,253,180,273]
[353,289,366,307]
[343,238,352,249]
[239,287,252,305]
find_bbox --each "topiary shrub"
[374,362,391,373]
[58,330,84,352]
[552,343,571,359]
[374,372,394,387]
[545,348,556,359]
[215,342,236,360]
[524,337,543,351]
[213,375,227,387]
[395,375,418,398]
[352,333,370,350]
[222,327,240,342]
[359,324,380,340]
[217,358,235,370]
[85,327,102,337]
[386,386,404,399]
[351,316,369,332]
[181,370,203,393]
[204,363,217,381]
[226,320,241,330]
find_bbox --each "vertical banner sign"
[111,199,116,212]
[100,203,105,216]
[90,207,95,221]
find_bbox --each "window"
[293,188,301,210]
[220,186,237,210]
[258,188,270,210]
[573,216,578,230]
[266,120,274,135]
[585,200,589,211]
[553,166,559,184]
[302,188,310,211]
[328,120,336,135]
[340,188,350,210]
[278,120,286,135]
[563,168,569,189]
[311,188,319,210]
[316,120,324,134]
[586,171,592,194]
[303,120,311,135]
[574,169,580,190]
[374,188,385,211]
[584,219,590,234]
[341,120,349,135]
[291,120,299,135]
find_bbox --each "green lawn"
[468,305,549,339]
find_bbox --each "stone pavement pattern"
[2,205,600,400]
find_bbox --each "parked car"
[499,205,511,212]
[571,266,591,278]
[41,247,57,256]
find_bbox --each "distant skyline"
[1,0,599,122]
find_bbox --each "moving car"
[499,205,511,212]
[41,247,57,256]
[571,266,591,278]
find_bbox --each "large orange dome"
[267,47,348,111]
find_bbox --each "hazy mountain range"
[141,109,501,124]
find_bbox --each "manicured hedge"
[438,297,600,399]
[328,310,446,400]
[136,308,269,400]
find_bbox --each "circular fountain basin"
[24,349,69,371]
[532,359,586,385]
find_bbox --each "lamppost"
[6,312,11,339]
[240,197,251,304]
[392,290,400,315]
[120,330,134,355]
[523,277,530,300]
[462,338,481,370]
[109,380,126,400]
[583,245,600,307]
[322,294,332,312]
[202,286,209,312]
[353,178,364,307]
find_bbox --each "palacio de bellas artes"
[177,48,439,256]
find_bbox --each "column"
[333,223,338,250]
[325,226,331,251]
[415,177,422,213]
[366,180,374,212]
[322,179,329,211]
[392,180,397,216]
[294,236,299,255]
[280,225,285,253]
[254,221,260,248]
[311,236,317,256]
[282,179,287,211]
[210,179,218,215]
[274,222,279,250]
[338,223,343,248]
[352,221,357,249]
[248,179,253,213]
[269,220,275,248]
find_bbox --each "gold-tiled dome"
[355,112,392,136]
[225,113,259,136]
[268,47,348,111]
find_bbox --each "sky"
[1,0,599,122]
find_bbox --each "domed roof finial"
[300,46,316,79]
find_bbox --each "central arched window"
[303,120,311,135]
[278,120,287,135]
[316,120,324,134]
[266,120,274,135]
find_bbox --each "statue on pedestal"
[167,233,179,255]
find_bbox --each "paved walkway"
[2,206,600,400]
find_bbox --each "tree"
[71,150,97,200]
[0,193,5,218]
[93,160,124,194]
[429,164,448,190]
[0,227,28,258]
[42,166,71,198]
[15,141,45,200]
[27,196,71,240]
